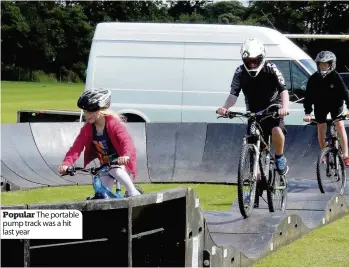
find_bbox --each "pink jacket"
[62,115,137,179]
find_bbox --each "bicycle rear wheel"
[317,147,346,195]
[237,144,258,218]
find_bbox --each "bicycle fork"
[251,143,261,183]
[92,176,117,199]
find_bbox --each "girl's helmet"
[315,51,336,77]
[240,38,266,77]
[77,88,111,112]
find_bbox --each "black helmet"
[315,51,336,77]
[77,89,111,112]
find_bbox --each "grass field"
[1,81,83,123]
[1,81,349,266]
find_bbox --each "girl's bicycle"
[217,104,288,218]
[62,159,144,200]
[307,114,347,195]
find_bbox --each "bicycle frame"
[308,114,347,153]
[328,121,341,152]
[91,165,123,199]
[244,116,269,182]
[64,161,125,199]
[308,114,348,195]
[217,104,288,217]
[217,103,284,186]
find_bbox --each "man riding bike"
[217,38,290,175]
[303,50,349,166]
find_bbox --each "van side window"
[272,60,291,90]
[291,61,308,101]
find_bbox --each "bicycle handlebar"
[216,104,289,120]
[305,114,348,126]
[62,159,121,177]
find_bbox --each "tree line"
[2,0,348,83]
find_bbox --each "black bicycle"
[217,104,288,218]
[307,114,347,195]
[62,159,144,200]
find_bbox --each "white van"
[84,22,318,125]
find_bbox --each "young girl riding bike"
[58,88,141,198]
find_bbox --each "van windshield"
[300,59,317,74]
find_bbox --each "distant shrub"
[61,67,82,83]
[32,70,57,83]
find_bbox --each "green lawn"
[0,183,238,211]
[1,81,349,266]
[1,81,83,123]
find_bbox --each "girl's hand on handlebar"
[58,165,68,175]
[117,156,130,165]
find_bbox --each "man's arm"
[269,62,289,110]
[280,90,289,110]
[303,77,313,115]
[224,65,243,109]
[223,94,238,109]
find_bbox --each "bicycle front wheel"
[317,147,346,195]
[267,164,287,213]
[237,143,258,218]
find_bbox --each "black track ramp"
[146,123,207,182]
[1,161,43,190]
[1,124,57,187]
[29,122,96,185]
[123,123,150,183]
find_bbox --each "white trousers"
[99,166,140,197]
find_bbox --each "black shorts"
[247,116,286,142]
[314,105,343,124]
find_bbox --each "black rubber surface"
[204,176,349,261]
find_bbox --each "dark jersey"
[92,124,119,165]
[230,61,287,112]
[303,70,349,114]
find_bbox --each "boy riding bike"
[217,38,290,175]
[302,51,349,166]
[58,89,141,198]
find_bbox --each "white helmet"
[240,38,266,77]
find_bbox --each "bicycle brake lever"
[217,115,227,119]
[66,167,76,176]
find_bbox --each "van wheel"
[121,114,145,123]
